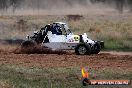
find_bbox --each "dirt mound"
[67,15,83,21]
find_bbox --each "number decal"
[67,35,80,43]
[74,36,79,41]
[68,39,74,42]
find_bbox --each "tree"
[128,0,132,11]
[0,0,10,11]
[9,0,21,12]
[115,0,124,13]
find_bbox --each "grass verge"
[0,64,131,88]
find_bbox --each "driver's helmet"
[51,23,62,35]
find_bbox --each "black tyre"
[21,40,36,49]
[92,42,101,54]
[75,43,91,55]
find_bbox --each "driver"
[51,24,62,35]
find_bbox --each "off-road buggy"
[21,22,104,55]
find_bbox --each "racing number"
[68,39,74,42]
[74,36,79,41]
[68,35,80,43]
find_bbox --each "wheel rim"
[94,45,98,50]
[78,46,87,55]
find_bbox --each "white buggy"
[21,22,104,55]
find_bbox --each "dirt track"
[0,50,132,71]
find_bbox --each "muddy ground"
[0,45,131,72]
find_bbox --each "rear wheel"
[21,40,36,50]
[75,43,91,55]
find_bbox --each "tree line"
[0,0,20,12]
[0,0,132,13]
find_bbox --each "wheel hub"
[78,46,87,55]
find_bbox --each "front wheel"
[92,42,101,54]
[75,43,91,55]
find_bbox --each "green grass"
[0,64,131,88]
[103,40,132,51]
